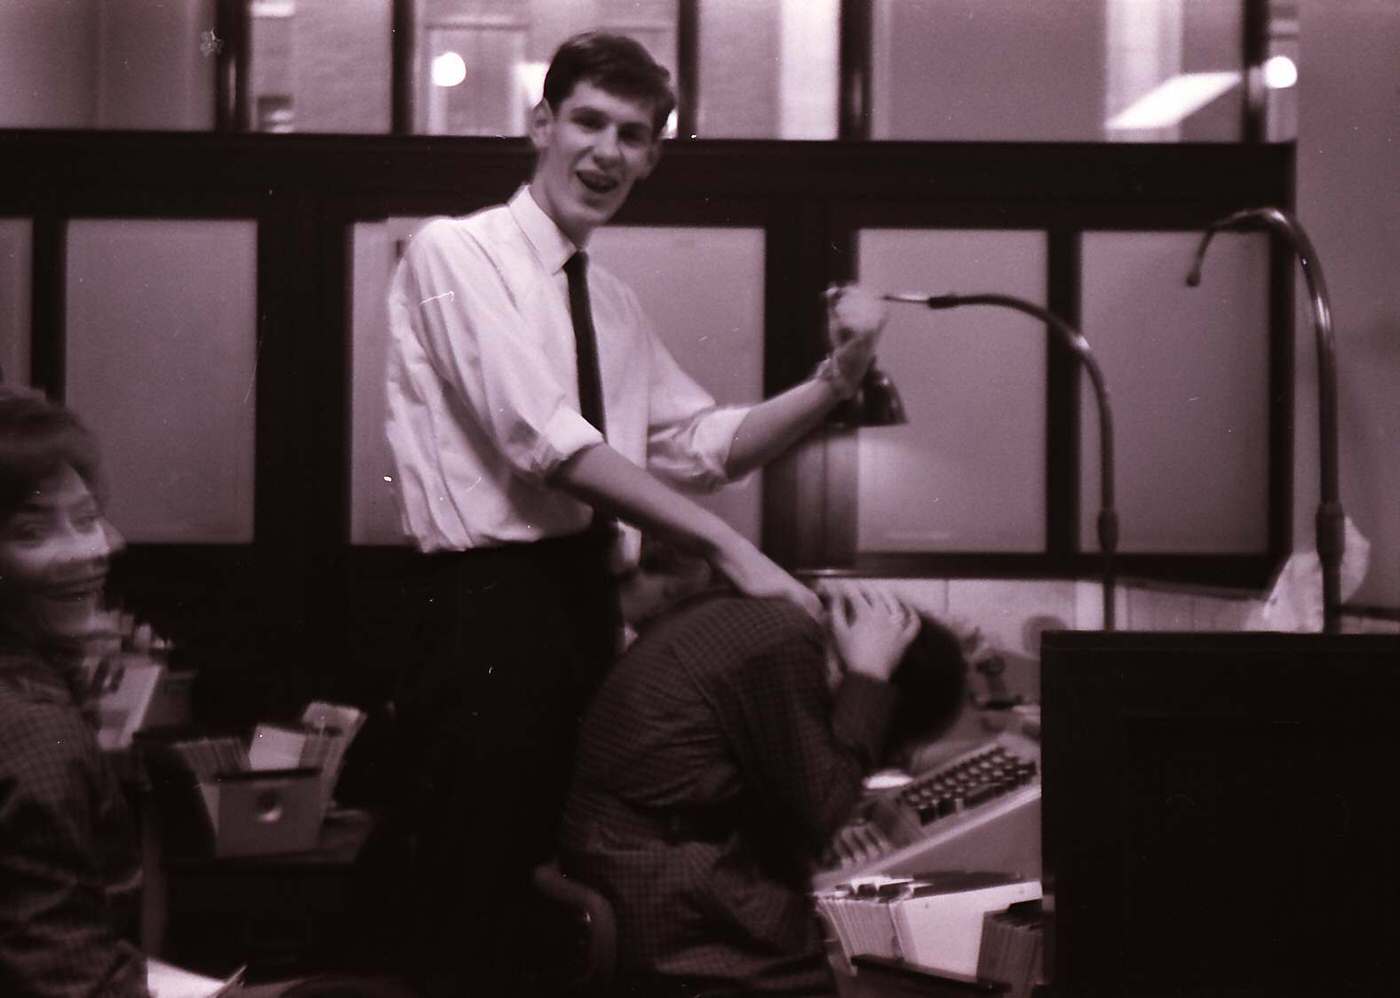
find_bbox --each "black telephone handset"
[973,654,1024,710]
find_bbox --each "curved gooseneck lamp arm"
[1187,207,1343,634]
[883,293,1118,631]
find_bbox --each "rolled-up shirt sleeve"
[638,299,752,493]
[393,218,603,486]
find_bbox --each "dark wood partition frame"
[0,130,1294,696]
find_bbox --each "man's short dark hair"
[0,390,103,526]
[886,616,970,750]
[543,31,677,137]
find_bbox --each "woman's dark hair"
[542,31,676,136]
[0,390,103,527]
[887,615,971,750]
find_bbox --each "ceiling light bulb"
[432,51,467,88]
[1262,55,1297,90]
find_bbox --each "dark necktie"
[564,251,606,438]
[563,252,623,651]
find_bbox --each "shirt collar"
[510,185,579,275]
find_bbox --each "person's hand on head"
[825,584,920,682]
[819,284,888,399]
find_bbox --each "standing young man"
[384,31,884,995]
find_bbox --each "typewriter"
[813,729,1042,890]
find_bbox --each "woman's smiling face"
[0,463,120,646]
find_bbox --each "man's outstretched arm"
[724,285,887,478]
[551,442,821,620]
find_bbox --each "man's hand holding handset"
[816,284,889,400]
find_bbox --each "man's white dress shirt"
[385,187,750,570]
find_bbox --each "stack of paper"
[815,872,1041,980]
[248,723,310,770]
[301,700,366,813]
[94,658,164,751]
[977,900,1046,998]
[816,876,909,966]
[146,957,244,998]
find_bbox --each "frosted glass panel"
[871,0,1246,142]
[1080,231,1269,552]
[65,220,256,543]
[421,24,527,135]
[856,230,1047,551]
[349,220,765,545]
[350,218,424,545]
[698,0,838,138]
[250,0,391,133]
[0,219,30,387]
[591,226,765,543]
[0,0,215,130]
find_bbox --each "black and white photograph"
[2,2,1397,996]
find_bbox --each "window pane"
[349,219,765,545]
[350,218,423,545]
[1079,231,1269,552]
[65,220,257,543]
[872,0,1246,142]
[250,0,392,133]
[1262,1,1299,143]
[856,230,1048,552]
[590,225,765,543]
[698,0,838,138]
[416,0,678,137]
[0,0,215,130]
[420,18,528,135]
[0,219,31,387]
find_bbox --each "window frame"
[0,131,1295,678]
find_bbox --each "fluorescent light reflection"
[1106,71,1241,130]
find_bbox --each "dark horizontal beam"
[0,131,1294,217]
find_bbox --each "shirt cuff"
[831,672,899,767]
[687,405,752,488]
[528,406,606,483]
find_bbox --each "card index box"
[816,872,1041,981]
[893,877,1042,980]
[202,767,322,858]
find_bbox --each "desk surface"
[843,958,1009,998]
[164,808,376,872]
[225,974,420,997]
[148,808,391,981]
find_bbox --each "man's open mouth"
[577,171,619,195]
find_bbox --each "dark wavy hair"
[0,390,104,528]
[886,614,970,751]
[542,31,676,137]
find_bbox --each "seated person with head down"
[560,552,967,997]
[0,390,145,997]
